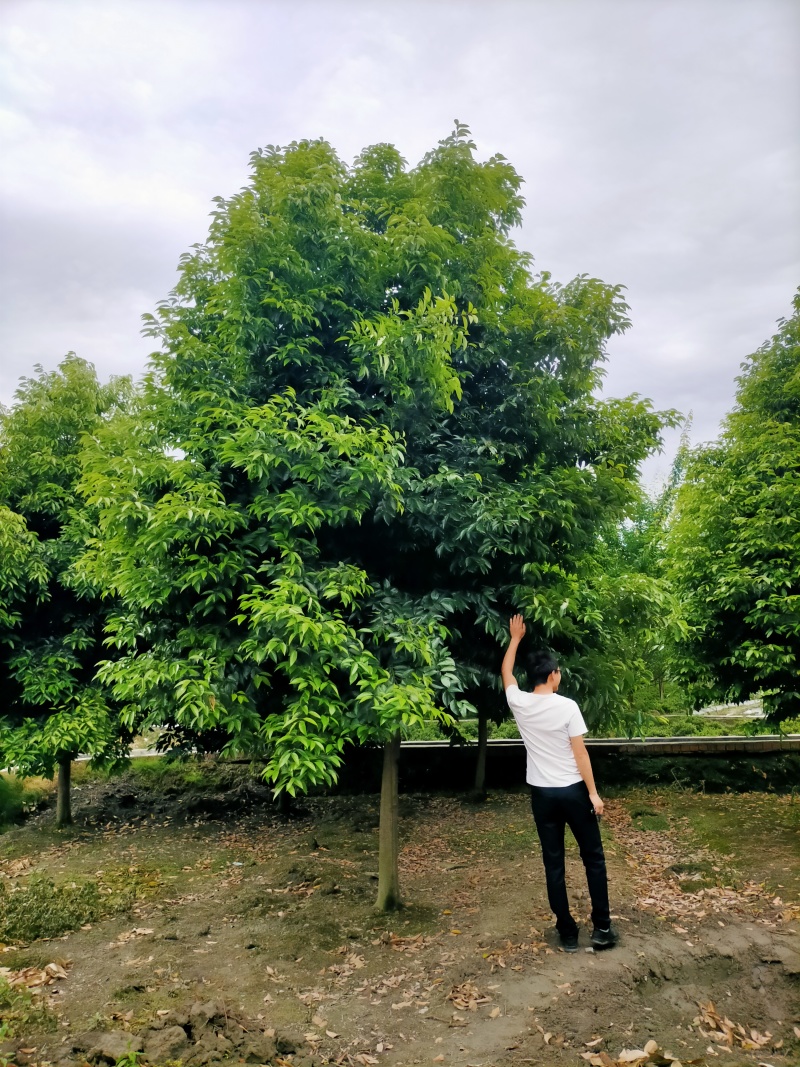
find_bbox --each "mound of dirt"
[50,998,318,1067]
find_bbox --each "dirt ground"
[1,764,798,1067]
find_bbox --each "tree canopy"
[667,291,800,720]
[78,128,672,810]
[0,355,132,822]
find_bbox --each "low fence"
[333,735,800,794]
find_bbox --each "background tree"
[80,128,673,908]
[0,356,132,826]
[667,292,800,721]
[578,429,691,737]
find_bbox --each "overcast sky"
[1,0,798,484]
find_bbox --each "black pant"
[530,781,610,935]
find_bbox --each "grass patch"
[125,756,246,795]
[0,865,163,943]
[0,976,57,1038]
[668,860,720,891]
[0,774,52,830]
[646,789,800,898]
[0,878,102,942]
[630,807,669,832]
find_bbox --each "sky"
[1,0,798,485]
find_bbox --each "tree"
[667,292,800,721]
[79,127,672,907]
[0,356,132,826]
[578,429,691,736]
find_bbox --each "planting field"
[1,762,799,1067]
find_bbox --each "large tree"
[667,293,800,721]
[80,127,671,907]
[0,356,132,825]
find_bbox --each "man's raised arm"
[501,614,526,690]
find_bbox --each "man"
[501,614,617,952]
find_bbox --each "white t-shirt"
[505,684,588,788]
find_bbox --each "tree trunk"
[375,732,402,912]
[658,677,665,701]
[472,708,488,800]
[273,788,292,817]
[56,754,73,828]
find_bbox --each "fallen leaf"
[489,1006,501,1019]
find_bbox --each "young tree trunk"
[658,677,665,702]
[472,708,488,800]
[375,732,402,912]
[273,788,292,817]
[56,753,73,828]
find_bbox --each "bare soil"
[1,766,798,1067]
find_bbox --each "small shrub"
[404,717,521,742]
[490,718,522,740]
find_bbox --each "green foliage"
[571,431,692,735]
[0,773,51,829]
[0,865,156,942]
[113,1054,144,1067]
[0,976,57,1038]
[406,712,791,739]
[614,715,766,738]
[0,877,101,941]
[126,756,212,791]
[667,292,800,721]
[405,717,522,741]
[0,356,135,781]
[77,126,672,797]
[0,774,27,827]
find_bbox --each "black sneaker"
[558,929,579,953]
[590,925,618,950]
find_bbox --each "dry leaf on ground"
[446,981,492,1011]
[694,1000,772,1050]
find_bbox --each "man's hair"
[525,649,560,687]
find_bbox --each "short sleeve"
[566,701,588,737]
[505,684,531,712]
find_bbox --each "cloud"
[1,0,797,481]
